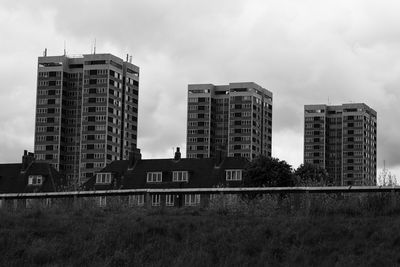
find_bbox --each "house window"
[225,170,242,181]
[209,194,219,201]
[26,199,35,208]
[45,198,52,207]
[152,194,161,206]
[166,194,174,206]
[172,171,189,182]
[147,172,162,183]
[128,195,144,206]
[184,194,200,206]
[96,173,112,184]
[28,175,43,185]
[98,196,107,207]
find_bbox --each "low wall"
[1,187,399,215]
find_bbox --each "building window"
[128,195,145,206]
[152,194,161,206]
[147,172,162,183]
[225,170,242,181]
[184,194,200,206]
[28,175,43,185]
[172,171,189,182]
[166,194,174,206]
[98,196,107,207]
[96,173,112,184]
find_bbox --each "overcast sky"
[0,0,399,176]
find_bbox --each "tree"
[378,167,398,186]
[294,163,330,186]
[244,156,294,187]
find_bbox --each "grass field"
[1,194,400,266]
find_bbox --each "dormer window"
[225,169,242,181]
[173,171,188,182]
[96,173,112,184]
[147,172,162,183]
[28,175,43,185]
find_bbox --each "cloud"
[0,0,399,177]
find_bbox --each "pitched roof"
[83,160,130,190]
[0,162,65,193]
[83,156,249,190]
[125,157,219,189]
[0,164,22,193]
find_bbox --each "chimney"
[129,144,142,169]
[215,145,226,166]
[21,150,35,172]
[174,147,181,161]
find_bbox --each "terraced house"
[34,53,139,185]
[0,151,65,208]
[83,147,248,207]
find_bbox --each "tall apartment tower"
[186,82,273,161]
[34,53,139,185]
[304,103,377,186]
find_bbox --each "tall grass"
[1,193,400,266]
[208,192,400,217]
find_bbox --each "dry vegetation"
[1,193,400,266]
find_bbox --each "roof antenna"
[43,48,47,57]
[63,40,66,56]
[93,38,96,54]
[126,54,129,61]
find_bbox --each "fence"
[0,186,399,213]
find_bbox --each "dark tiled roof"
[125,158,219,189]
[0,162,65,193]
[83,156,249,190]
[83,160,130,190]
[0,164,22,193]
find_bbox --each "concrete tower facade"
[304,103,377,185]
[34,53,139,185]
[186,82,273,161]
